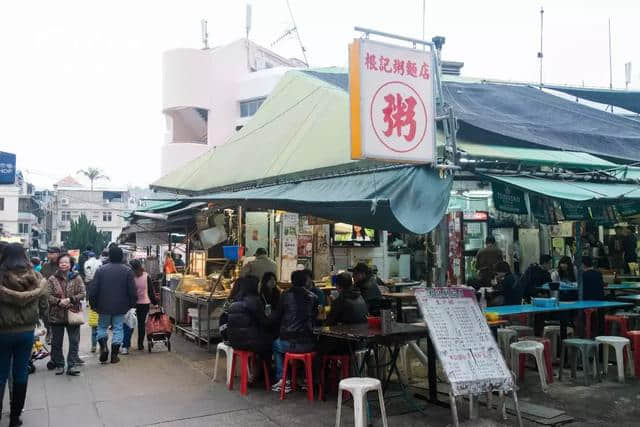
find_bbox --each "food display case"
[173,259,235,351]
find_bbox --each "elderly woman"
[47,254,85,376]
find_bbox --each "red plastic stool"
[506,314,528,326]
[584,309,597,338]
[228,350,271,396]
[318,354,350,401]
[280,352,317,401]
[605,315,629,337]
[518,336,553,384]
[626,331,640,379]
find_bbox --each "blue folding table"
[485,300,632,340]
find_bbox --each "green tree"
[77,167,109,192]
[65,214,107,253]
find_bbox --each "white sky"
[1,0,638,189]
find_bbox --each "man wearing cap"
[351,262,383,315]
[40,247,61,279]
[240,248,277,283]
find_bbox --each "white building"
[52,176,133,247]
[0,171,39,248]
[161,38,304,175]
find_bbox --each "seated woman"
[551,256,577,283]
[259,272,281,314]
[226,276,273,367]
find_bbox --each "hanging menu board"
[414,287,513,396]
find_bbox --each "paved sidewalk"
[2,323,518,427]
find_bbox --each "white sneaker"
[271,379,292,393]
[120,348,129,355]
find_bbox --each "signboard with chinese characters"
[0,152,16,184]
[560,201,589,221]
[349,38,435,163]
[414,287,513,396]
[492,182,527,215]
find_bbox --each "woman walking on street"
[0,243,48,427]
[122,259,157,353]
[47,255,85,376]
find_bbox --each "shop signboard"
[0,151,16,184]
[590,205,618,225]
[349,38,435,163]
[491,182,527,214]
[616,200,640,217]
[414,287,513,396]
[530,195,561,224]
[560,201,589,220]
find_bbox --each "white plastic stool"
[497,328,518,365]
[509,325,534,337]
[398,343,411,383]
[336,377,388,427]
[543,325,574,360]
[510,341,548,392]
[213,342,234,385]
[596,336,634,382]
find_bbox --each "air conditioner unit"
[60,198,69,206]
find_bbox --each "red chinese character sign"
[350,39,435,163]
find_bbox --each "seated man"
[351,263,384,315]
[302,268,326,308]
[494,261,523,305]
[270,270,318,393]
[582,256,605,301]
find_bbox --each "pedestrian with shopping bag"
[47,254,85,376]
[121,259,158,354]
[88,246,136,364]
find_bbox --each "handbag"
[55,276,85,326]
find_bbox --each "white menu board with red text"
[414,287,513,396]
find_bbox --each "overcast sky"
[1,0,638,189]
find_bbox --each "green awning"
[459,142,616,170]
[484,174,640,202]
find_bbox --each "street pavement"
[3,321,516,427]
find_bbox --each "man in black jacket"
[270,270,318,393]
[89,245,136,364]
[351,263,383,315]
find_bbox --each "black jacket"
[89,262,136,315]
[583,269,605,301]
[272,286,318,344]
[326,288,368,326]
[227,294,271,352]
[521,264,552,298]
[356,275,383,315]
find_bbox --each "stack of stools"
[509,341,549,392]
[604,314,629,336]
[617,311,640,331]
[213,342,234,385]
[595,336,634,382]
[559,338,601,385]
[497,328,519,365]
[518,336,553,383]
[543,325,574,362]
[626,330,640,379]
[280,352,317,401]
[508,325,534,338]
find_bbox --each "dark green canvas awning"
[484,174,640,202]
[162,166,452,234]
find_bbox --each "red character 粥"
[382,93,417,142]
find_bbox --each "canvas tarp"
[543,85,640,115]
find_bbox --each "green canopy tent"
[151,68,452,234]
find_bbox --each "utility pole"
[537,6,544,88]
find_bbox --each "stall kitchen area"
[7,321,639,427]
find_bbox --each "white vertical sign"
[350,38,436,163]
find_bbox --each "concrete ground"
[4,322,640,426]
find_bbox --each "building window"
[61,211,71,222]
[102,231,112,242]
[18,223,29,234]
[103,211,112,222]
[0,197,4,211]
[239,98,266,118]
[60,231,70,242]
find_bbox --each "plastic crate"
[222,245,244,261]
[532,297,558,308]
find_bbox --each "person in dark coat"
[259,272,281,314]
[270,270,318,393]
[494,261,523,306]
[227,276,273,364]
[88,246,136,364]
[319,273,368,359]
[351,263,383,315]
[582,256,605,301]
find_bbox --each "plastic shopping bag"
[124,308,138,330]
